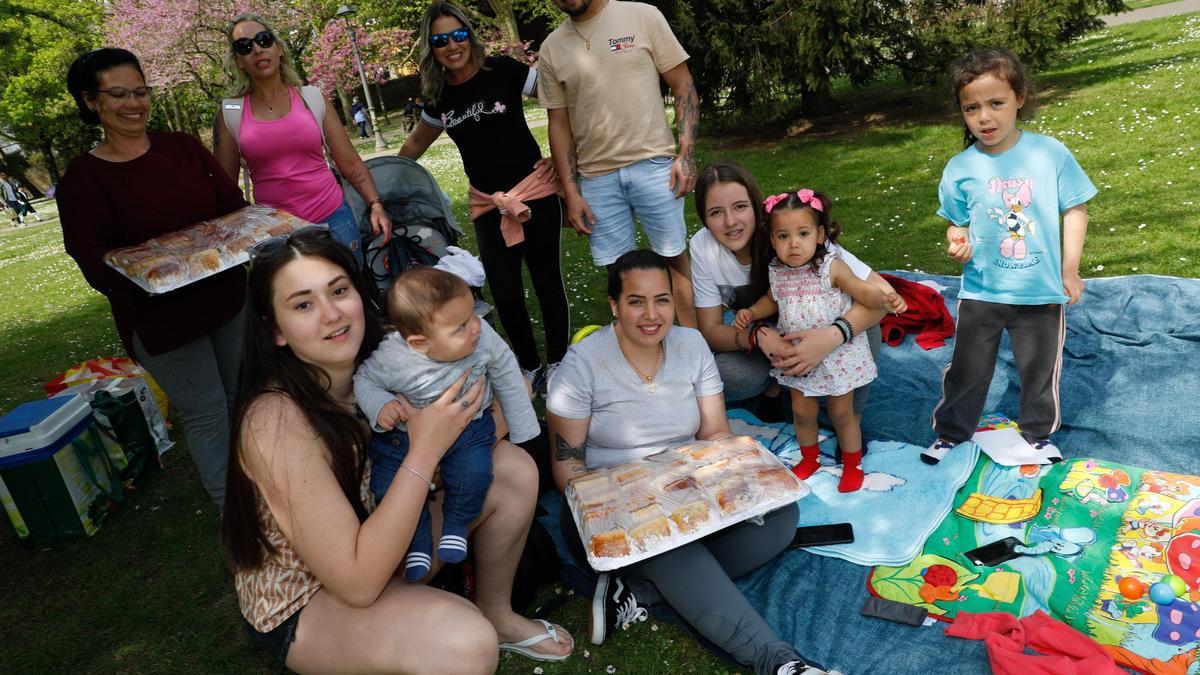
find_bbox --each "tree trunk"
[167,88,183,132]
[335,75,354,130]
[484,0,521,44]
[38,130,60,186]
[800,79,837,118]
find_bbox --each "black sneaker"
[589,573,647,645]
[775,660,844,675]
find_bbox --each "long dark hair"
[949,47,1036,149]
[607,249,672,300]
[696,159,773,302]
[762,189,842,274]
[221,233,385,571]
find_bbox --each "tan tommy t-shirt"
[538,1,688,177]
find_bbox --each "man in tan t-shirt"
[539,0,699,327]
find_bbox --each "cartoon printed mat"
[869,455,1200,674]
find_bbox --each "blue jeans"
[369,414,495,532]
[320,199,362,268]
[580,156,687,266]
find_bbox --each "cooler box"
[0,395,119,545]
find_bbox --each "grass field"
[1,12,1198,674]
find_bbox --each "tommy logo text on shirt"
[609,35,635,52]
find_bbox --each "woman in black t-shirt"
[400,1,569,392]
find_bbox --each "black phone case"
[964,536,1023,567]
[861,596,929,626]
[789,523,855,548]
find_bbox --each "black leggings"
[473,194,570,371]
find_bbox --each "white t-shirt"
[689,227,873,310]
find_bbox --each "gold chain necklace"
[569,0,611,50]
[258,85,288,113]
[614,325,663,393]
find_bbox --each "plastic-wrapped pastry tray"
[566,436,810,571]
[104,205,314,294]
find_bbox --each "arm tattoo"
[554,433,586,463]
[675,82,699,176]
[567,143,580,182]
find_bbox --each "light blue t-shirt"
[937,131,1097,305]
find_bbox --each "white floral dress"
[768,252,876,396]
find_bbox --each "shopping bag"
[44,358,173,455]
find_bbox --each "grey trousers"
[562,496,804,674]
[721,324,882,416]
[132,305,246,507]
[932,299,1065,444]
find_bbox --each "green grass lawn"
[1,12,1198,673]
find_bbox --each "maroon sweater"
[57,132,249,356]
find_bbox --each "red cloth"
[879,273,955,350]
[467,165,561,247]
[946,610,1125,675]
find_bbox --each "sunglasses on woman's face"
[429,27,470,49]
[232,31,277,56]
[247,224,330,264]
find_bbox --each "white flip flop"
[499,618,573,663]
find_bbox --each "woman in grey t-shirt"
[547,250,832,675]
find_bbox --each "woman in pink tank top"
[213,12,390,267]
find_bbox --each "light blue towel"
[729,408,979,566]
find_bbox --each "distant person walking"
[351,96,369,138]
[1,172,25,225]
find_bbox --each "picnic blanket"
[729,408,979,566]
[539,273,1200,674]
[869,455,1200,674]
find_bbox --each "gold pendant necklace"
[615,325,663,393]
[260,86,287,113]
[570,0,610,50]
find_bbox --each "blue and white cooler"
[0,394,120,545]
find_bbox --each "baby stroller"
[341,156,491,318]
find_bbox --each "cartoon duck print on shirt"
[985,177,1042,270]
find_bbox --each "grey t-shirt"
[546,324,723,468]
[353,319,540,443]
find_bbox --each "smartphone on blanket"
[964,536,1023,567]
[789,523,855,548]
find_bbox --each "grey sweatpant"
[932,299,1065,444]
[562,496,804,674]
[132,305,245,508]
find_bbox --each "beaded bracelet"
[747,321,760,354]
[832,317,851,344]
[368,198,384,209]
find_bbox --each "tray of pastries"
[565,436,811,571]
[104,205,314,294]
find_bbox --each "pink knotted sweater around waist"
[467,167,561,247]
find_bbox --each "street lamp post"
[336,4,387,151]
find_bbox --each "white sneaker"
[775,660,845,675]
[521,365,541,397]
[921,438,956,465]
[540,361,560,396]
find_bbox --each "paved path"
[1102,0,1200,25]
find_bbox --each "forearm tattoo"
[567,143,580,182]
[675,82,699,176]
[555,433,586,463]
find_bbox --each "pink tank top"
[239,87,343,223]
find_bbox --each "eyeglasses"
[96,86,153,101]
[247,224,330,264]
[429,27,470,49]
[231,31,277,56]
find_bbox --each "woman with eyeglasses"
[398,1,570,393]
[213,12,390,268]
[57,48,248,507]
[223,231,573,671]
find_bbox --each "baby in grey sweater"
[354,267,538,580]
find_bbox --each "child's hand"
[882,291,907,315]
[733,309,754,331]
[946,226,973,264]
[376,399,407,431]
[1063,269,1085,305]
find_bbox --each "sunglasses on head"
[232,31,277,56]
[429,27,470,49]
[247,224,330,264]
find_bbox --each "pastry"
[671,500,711,533]
[631,517,671,548]
[581,502,616,530]
[663,476,700,493]
[756,466,799,492]
[189,248,223,273]
[570,474,611,504]
[590,529,631,558]
[614,465,650,486]
[714,478,755,515]
[630,504,664,525]
[685,443,725,462]
[694,458,731,485]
